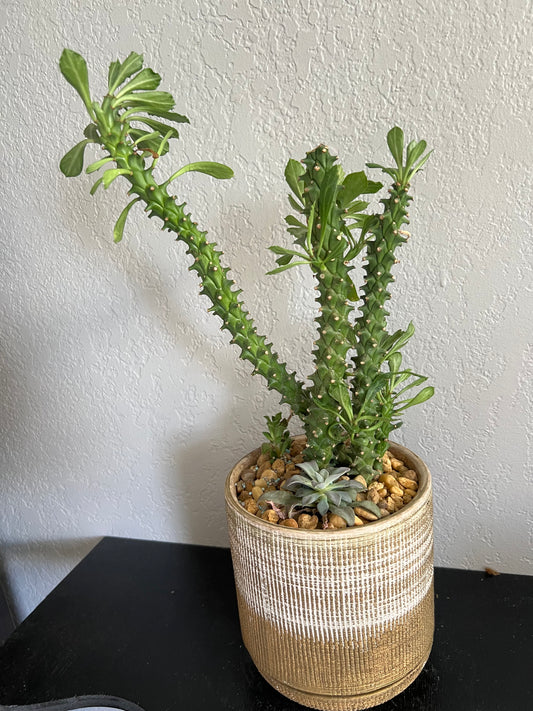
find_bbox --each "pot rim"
[225,436,432,540]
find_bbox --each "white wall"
[1,0,532,621]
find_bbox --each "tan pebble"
[241,469,256,483]
[238,491,249,502]
[243,481,253,492]
[390,485,404,497]
[265,485,277,492]
[292,454,304,464]
[379,487,388,498]
[398,476,418,490]
[391,493,404,505]
[256,452,271,466]
[354,506,378,521]
[257,461,273,476]
[261,510,279,524]
[379,473,398,491]
[284,463,299,477]
[398,465,409,474]
[380,508,390,517]
[254,478,267,488]
[280,518,298,528]
[403,469,419,482]
[378,499,389,510]
[403,491,414,504]
[385,497,395,512]
[251,486,264,501]
[390,457,404,470]
[244,499,259,515]
[356,492,366,502]
[298,514,318,530]
[368,481,383,490]
[353,514,365,526]
[328,514,347,529]
[368,489,381,505]
[271,458,285,475]
[290,441,305,456]
[355,475,367,487]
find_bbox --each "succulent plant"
[261,461,367,526]
[59,49,433,494]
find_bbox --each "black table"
[0,537,531,710]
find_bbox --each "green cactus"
[59,49,433,486]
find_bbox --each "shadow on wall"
[0,537,102,624]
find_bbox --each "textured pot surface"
[225,438,434,711]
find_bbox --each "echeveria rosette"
[260,460,366,526]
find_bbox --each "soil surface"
[235,439,419,529]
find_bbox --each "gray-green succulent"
[59,49,434,490]
[263,461,367,526]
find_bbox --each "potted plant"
[59,49,434,710]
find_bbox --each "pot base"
[260,649,431,711]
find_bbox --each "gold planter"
[225,438,434,710]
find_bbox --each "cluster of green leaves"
[268,160,382,281]
[260,461,381,526]
[59,48,232,239]
[261,413,292,458]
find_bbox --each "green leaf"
[130,116,180,139]
[59,49,92,114]
[285,159,305,200]
[113,197,141,243]
[114,91,175,111]
[90,177,103,195]
[86,156,113,174]
[396,386,434,412]
[269,245,307,258]
[83,124,100,142]
[387,126,405,167]
[276,254,292,266]
[383,322,415,357]
[285,215,306,228]
[288,194,303,213]
[108,59,121,92]
[266,261,309,275]
[150,110,189,124]
[329,504,355,526]
[319,165,342,232]
[339,172,381,208]
[166,161,234,184]
[354,500,382,518]
[413,150,433,174]
[128,129,170,156]
[329,383,353,422]
[102,168,132,189]
[387,352,402,373]
[347,280,358,301]
[108,51,144,94]
[115,68,161,97]
[405,140,427,172]
[258,490,298,507]
[60,139,91,177]
[317,496,329,517]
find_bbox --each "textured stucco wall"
[0,0,532,621]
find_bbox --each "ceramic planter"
[225,438,434,710]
